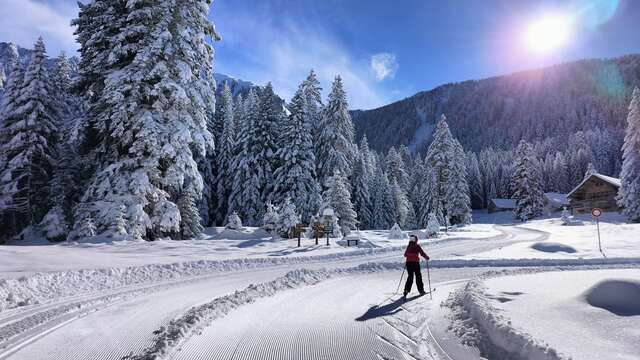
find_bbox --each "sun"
[525,14,572,53]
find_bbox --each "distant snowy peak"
[213,73,256,97]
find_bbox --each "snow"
[466,212,640,259]
[567,172,621,197]
[543,192,569,206]
[479,269,640,360]
[490,198,516,209]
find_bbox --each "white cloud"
[370,52,398,81]
[214,12,389,109]
[0,0,79,55]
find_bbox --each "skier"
[403,234,430,298]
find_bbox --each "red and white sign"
[591,208,603,218]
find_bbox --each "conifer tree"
[228,89,258,220]
[316,76,355,185]
[178,186,204,239]
[262,202,280,234]
[512,140,544,221]
[386,147,409,191]
[426,115,471,225]
[324,170,357,235]
[279,197,300,238]
[71,0,219,240]
[370,171,394,229]
[241,84,282,225]
[0,38,57,234]
[214,83,235,224]
[390,179,409,227]
[351,151,372,229]
[271,82,321,221]
[618,87,640,222]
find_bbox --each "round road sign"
[591,208,602,218]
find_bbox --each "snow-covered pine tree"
[445,141,472,224]
[302,70,323,143]
[425,115,456,225]
[561,207,571,225]
[552,152,570,192]
[71,0,219,240]
[242,84,281,225]
[465,151,483,208]
[178,186,204,239]
[226,211,243,230]
[279,197,300,238]
[77,216,96,239]
[214,83,235,224]
[40,205,69,242]
[617,87,640,222]
[351,150,372,229]
[271,82,321,221]
[324,170,357,235]
[426,213,440,238]
[262,202,280,234]
[0,38,57,235]
[228,89,258,220]
[390,179,409,228]
[512,140,544,221]
[0,43,22,129]
[386,147,409,191]
[370,171,394,230]
[316,76,355,185]
[388,223,404,239]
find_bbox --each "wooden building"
[488,198,517,213]
[567,173,621,214]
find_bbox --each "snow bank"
[446,278,568,360]
[124,262,399,360]
[584,279,640,316]
[0,246,405,311]
[446,267,640,360]
[3,248,639,312]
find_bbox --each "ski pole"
[426,260,433,300]
[395,266,406,294]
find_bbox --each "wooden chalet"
[567,173,621,214]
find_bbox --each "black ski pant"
[404,261,424,295]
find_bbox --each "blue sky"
[2,0,639,109]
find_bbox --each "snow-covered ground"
[0,225,501,279]
[451,269,640,360]
[1,217,638,360]
[465,211,640,260]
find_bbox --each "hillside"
[352,55,640,154]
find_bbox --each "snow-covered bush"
[262,203,280,234]
[331,216,343,238]
[426,213,440,238]
[561,207,571,226]
[226,211,243,230]
[279,198,300,238]
[40,206,69,242]
[76,217,96,239]
[305,214,318,239]
[388,223,404,239]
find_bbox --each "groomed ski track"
[2,226,549,360]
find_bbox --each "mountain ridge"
[351,53,640,155]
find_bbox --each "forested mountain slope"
[352,55,640,156]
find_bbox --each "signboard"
[591,208,602,218]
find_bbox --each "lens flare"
[525,14,572,53]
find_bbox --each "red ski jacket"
[404,241,429,263]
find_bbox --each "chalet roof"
[567,173,621,198]
[544,192,569,206]
[490,198,517,209]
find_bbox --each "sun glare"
[525,14,572,53]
